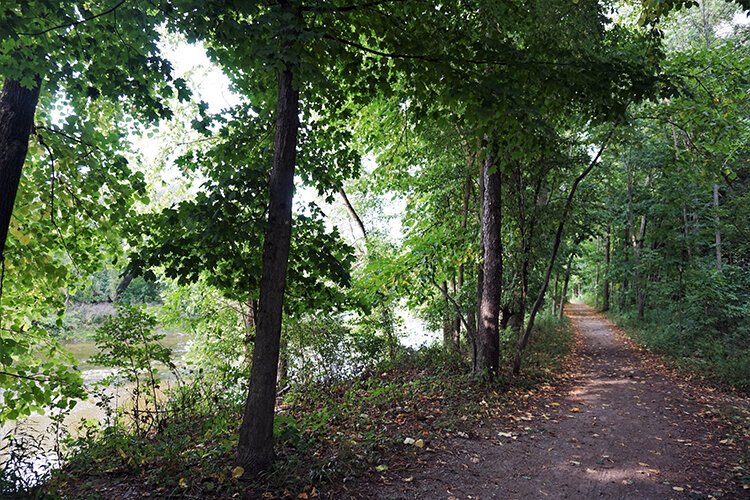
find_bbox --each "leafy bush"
[91,304,178,435]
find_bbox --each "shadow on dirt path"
[352,303,748,499]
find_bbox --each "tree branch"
[19,0,128,36]
[429,274,471,332]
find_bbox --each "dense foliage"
[0,0,748,496]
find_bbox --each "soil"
[346,304,749,499]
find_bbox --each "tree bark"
[713,183,722,272]
[475,152,501,376]
[621,165,633,310]
[237,52,300,473]
[552,273,559,314]
[634,214,647,320]
[558,252,575,320]
[441,280,452,349]
[339,188,367,241]
[472,142,484,371]
[450,276,460,351]
[242,297,258,367]
[602,224,611,311]
[0,79,41,260]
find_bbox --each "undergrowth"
[44,315,572,499]
[591,303,750,391]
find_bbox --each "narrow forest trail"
[354,304,748,499]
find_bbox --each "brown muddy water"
[0,331,189,486]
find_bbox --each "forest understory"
[2,0,750,498]
[47,304,750,499]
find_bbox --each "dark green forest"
[1,0,749,498]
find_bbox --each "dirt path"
[355,304,748,499]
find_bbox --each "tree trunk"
[475,152,501,376]
[0,79,41,260]
[558,252,574,320]
[473,142,484,372]
[512,131,612,374]
[634,214,647,320]
[450,276,460,351]
[237,58,300,473]
[594,255,600,309]
[441,280,452,349]
[602,224,611,311]
[552,273,559,314]
[339,188,367,242]
[621,165,634,310]
[713,183,722,272]
[242,298,258,367]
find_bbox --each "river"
[0,331,190,489]
[1,311,437,489]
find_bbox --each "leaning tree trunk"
[512,131,612,375]
[0,78,41,260]
[475,152,501,377]
[237,59,300,473]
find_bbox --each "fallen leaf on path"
[231,466,244,479]
[569,407,582,413]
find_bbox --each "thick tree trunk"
[475,153,501,376]
[237,60,300,473]
[242,298,258,367]
[473,143,484,372]
[602,224,611,311]
[0,79,41,259]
